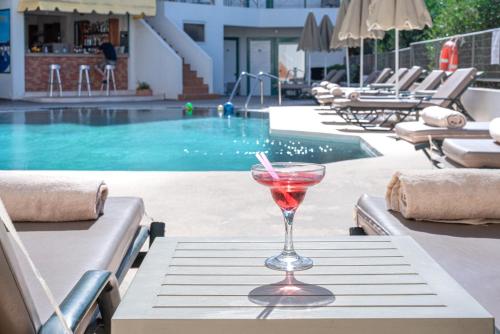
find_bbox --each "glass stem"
[282,210,296,254]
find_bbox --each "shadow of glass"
[248,271,335,318]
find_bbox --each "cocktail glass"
[252,162,326,271]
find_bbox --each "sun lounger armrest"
[413,90,436,97]
[39,270,120,334]
[369,83,395,89]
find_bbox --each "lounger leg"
[150,221,166,247]
[97,276,120,334]
[349,227,366,236]
[454,99,475,121]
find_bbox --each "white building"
[0,0,341,100]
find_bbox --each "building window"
[184,23,205,42]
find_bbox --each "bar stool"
[77,65,92,97]
[100,64,117,96]
[48,64,62,97]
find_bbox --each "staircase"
[179,63,219,100]
[144,18,218,100]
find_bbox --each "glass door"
[278,38,305,82]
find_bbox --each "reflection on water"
[0,107,267,126]
[248,271,335,319]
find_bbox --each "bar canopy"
[18,0,156,16]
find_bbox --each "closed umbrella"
[319,15,334,79]
[367,0,432,96]
[339,0,384,88]
[298,12,321,85]
[330,0,360,87]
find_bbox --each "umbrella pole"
[395,29,399,97]
[360,38,364,88]
[308,52,311,86]
[345,47,351,87]
[374,40,378,71]
[324,53,327,79]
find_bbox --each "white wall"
[164,0,338,95]
[130,19,183,99]
[148,5,214,93]
[0,0,24,99]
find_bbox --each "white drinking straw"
[255,152,280,180]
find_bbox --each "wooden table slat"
[158,284,436,296]
[154,295,445,308]
[173,249,400,258]
[166,265,417,276]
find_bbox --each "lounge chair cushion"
[443,138,500,168]
[13,197,144,325]
[355,194,500,324]
[332,97,426,109]
[395,121,491,144]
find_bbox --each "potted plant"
[136,81,153,96]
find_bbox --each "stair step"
[178,94,221,101]
[183,87,209,95]
[183,83,208,89]
[183,79,205,87]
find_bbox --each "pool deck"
[0,101,430,237]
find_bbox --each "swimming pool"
[0,108,377,171]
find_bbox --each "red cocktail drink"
[252,163,326,271]
[254,172,323,211]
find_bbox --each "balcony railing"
[164,0,214,5]
[164,0,339,7]
[224,0,339,7]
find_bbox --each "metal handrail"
[258,72,282,106]
[227,72,262,106]
[244,75,263,110]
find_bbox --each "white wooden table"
[112,237,493,334]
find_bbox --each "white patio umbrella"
[319,15,334,79]
[339,0,384,88]
[298,12,322,85]
[330,0,360,87]
[367,0,432,96]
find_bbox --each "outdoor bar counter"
[25,53,128,92]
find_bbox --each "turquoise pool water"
[0,108,376,171]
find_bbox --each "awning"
[18,0,156,16]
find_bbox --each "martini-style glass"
[252,162,326,271]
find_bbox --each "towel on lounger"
[326,83,339,90]
[386,169,500,224]
[319,81,330,88]
[490,118,500,143]
[348,91,360,101]
[330,87,344,97]
[421,106,467,129]
[311,87,323,96]
[0,173,108,222]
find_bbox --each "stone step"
[183,86,209,95]
[178,94,221,101]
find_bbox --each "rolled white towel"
[421,106,467,129]
[311,87,322,96]
[326,83,339,90]
[0,173,108,222]
[348,91,360,101]
[319,81,330,88]
[490,118,500,143]
[386,169,500,224]
[330,87,344,97]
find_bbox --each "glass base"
[265,251,313,271]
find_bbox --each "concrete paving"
[3,104,431,237]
